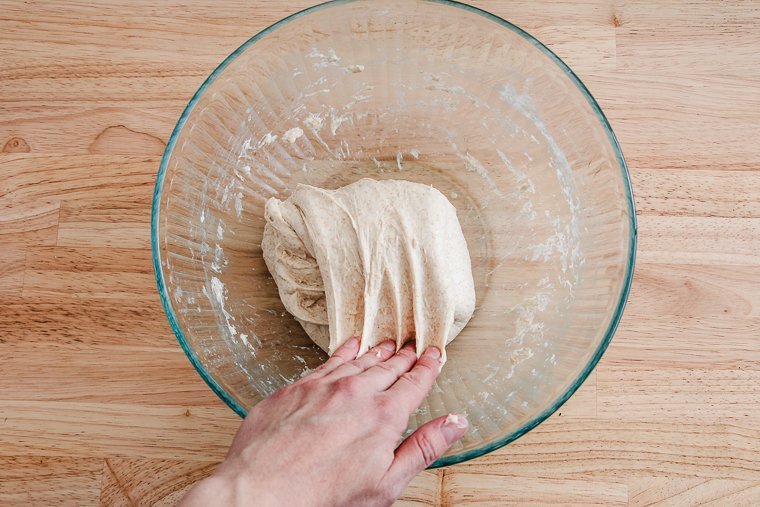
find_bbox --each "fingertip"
[387,414,465,484]
[416,347,442,374]
[379,340,396,352]
[422,346,441,360]
[332,336,360,358]
[441,413,468,444]
[368,340,396,361]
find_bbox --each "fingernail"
[442,413,468,442]
[424,346,441,360]
[379,340,396,351]
[345,336,359,348]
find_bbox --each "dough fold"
[262,178,475,362]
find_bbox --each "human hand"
[180,337,468,507]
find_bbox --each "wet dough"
[262,178,475,362]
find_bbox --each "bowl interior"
[153,0,635,466]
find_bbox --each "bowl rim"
[151,0,637,468]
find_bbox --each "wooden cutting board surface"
[1,1,759,505]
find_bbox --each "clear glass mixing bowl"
[152,0,636,467]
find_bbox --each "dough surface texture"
[262,178,475,362]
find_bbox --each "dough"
[262,178,475,362]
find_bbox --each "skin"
[180,337,468,507]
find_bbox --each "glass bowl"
[152,0,636,467]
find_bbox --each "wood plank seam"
[104,458,138,507]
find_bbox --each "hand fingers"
[383,413,468,492]
[305,336,359,380]
[326,340,397,379]
[385,347,442,413]
[359,341,418,390]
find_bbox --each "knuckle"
[415,359,437,376]
[271,384,291,398]
[400,371,427,394]
[397,348,417,361]
[350,356,370,369]
[414,432,441,466]
[375,361,397,375]
[264,385,294,407]
[326,356,347,369]
[312,362,329,373]
[338,363,363,378]
[277,382,304,400]
[334,375,363,395]
[348,360,367,372]
[295,377,320,391]
[375,395,400,422]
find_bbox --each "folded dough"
[261,178,475,362]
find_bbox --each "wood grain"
[99,459,218,506]
[0,246,25,295]
[442,472,629,506]
[0,457,103,505]
[1,0,759,505]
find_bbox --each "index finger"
[385,347,442,414]
[302,336,359,380]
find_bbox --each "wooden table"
[2,1,758,505]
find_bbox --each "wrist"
[180,474,235,507]
[202,467,277,507]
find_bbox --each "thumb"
[384,414,468,489]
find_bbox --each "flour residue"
[283,127,303,143]
[234,191,243,218]
[496,149,535,195]
[303,112,324,131]
[309,47,341,68]
[211,244,227,273]
[351,91,373,104]
[512,293,549,344]
[426,82,465,94]
[498,84,583,278]
[329,108,351,135]
[461,153,505,198]
[204,276,236,337]
[239,132,277,159]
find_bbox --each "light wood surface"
[1,1,759,505]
